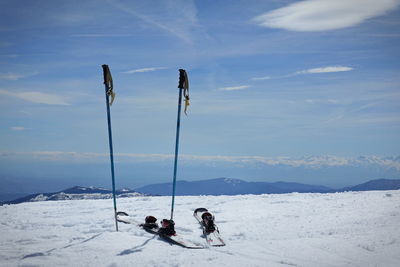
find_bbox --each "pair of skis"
[116,208,225,249]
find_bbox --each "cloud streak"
[11,126,26,131]
[70,33,132,38]
[219,85,250,91]
[109,0,199,44]
[122,67,167,74]
[251,66,352,81]
[251,76,271,81]
[0,73,26,81]
[253,0,399,31]
[0,89,70,105]
[296,66,353,75]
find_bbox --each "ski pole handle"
[178,69,186,89]
[102,64,113,90]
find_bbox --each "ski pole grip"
[102,64,110,87]
[178,69,186,89]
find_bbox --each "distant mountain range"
[135,178,333,195]
[135,178,400,196]
[2,178,400,205]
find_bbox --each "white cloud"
[0,151,172,163]
[123,67,167,74]
[185,155,400,171]
[253,0,399,31]
[296,66,353,74]
[0,89,70,105]
[251,76,271,81]
[219,85,250,91]
[11,126,26,131]
[1,152,399,171]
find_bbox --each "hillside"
[342,178,400,191]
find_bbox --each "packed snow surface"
[1,190,399,266]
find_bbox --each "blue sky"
[1,0,400,197]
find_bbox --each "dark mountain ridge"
[135,178,333,196]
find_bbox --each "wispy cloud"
[296,66,353,75]
[11,126,26,131]
[109,0,199,44]
[70,34,132,38]
[0,73,26,81]
[251,66,352,81]
[219,85,251,91]
[251,76,271,81]
[253,0,399,31]
[0,89,70,105]
[0,71,38,81]
[122,67,167,74]
[0,54,18,58]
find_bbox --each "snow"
[30,194,49,202]
[1,190,399,267]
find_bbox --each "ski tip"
[116,211,129,216]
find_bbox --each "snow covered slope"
[1,190,399,266]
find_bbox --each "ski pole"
[102,64,118,232]
[170,69,189,221]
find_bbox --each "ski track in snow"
[0,191,399,266]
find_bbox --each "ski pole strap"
[178,69,189,115]
[102,64,116,106]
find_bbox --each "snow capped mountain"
[1,190,399,266]
[5,186,146,205]
[222,178,242,184]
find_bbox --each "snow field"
[0,190,399,266]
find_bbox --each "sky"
[1,0,400,198]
